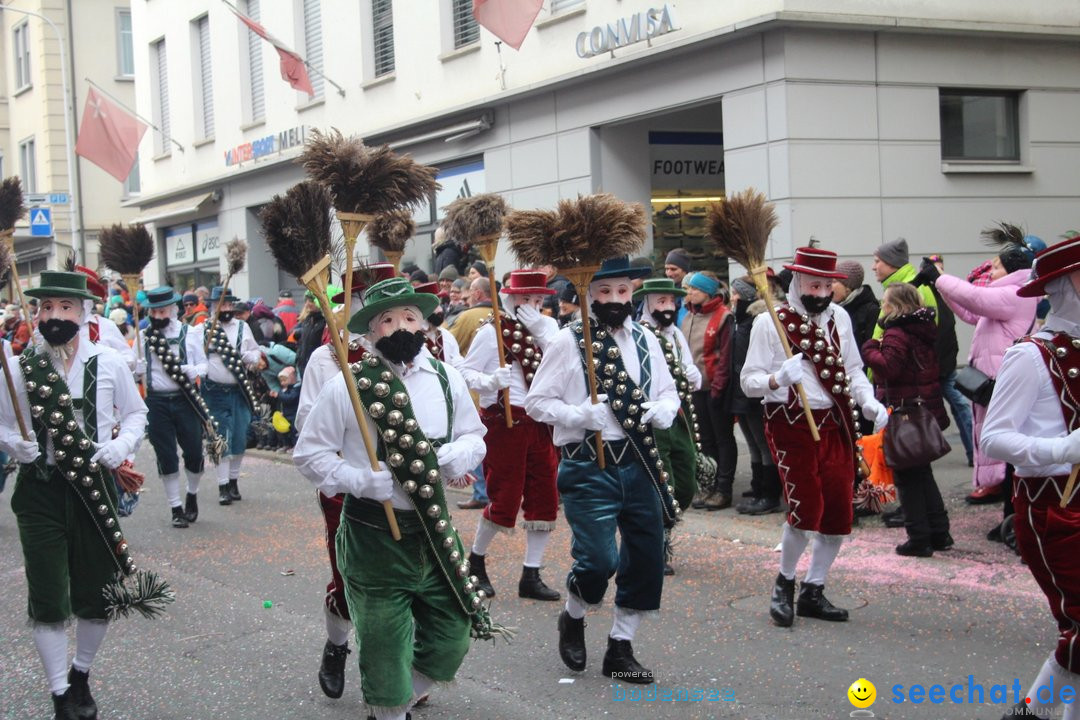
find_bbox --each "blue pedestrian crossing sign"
[29,207,52,237]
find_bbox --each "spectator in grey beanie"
[664,249,691,284]
[730,277,758,305]
[872,237,937,337]
[831,260,880,359]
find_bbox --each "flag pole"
[83,78,185,153]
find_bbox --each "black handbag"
[882,401,951,470]
[955,365,995,406]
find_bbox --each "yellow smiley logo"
[848,678,876,709]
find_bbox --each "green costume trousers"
[655,418,698,511]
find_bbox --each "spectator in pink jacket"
[920,225,1043,504]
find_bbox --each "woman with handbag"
[862,283,953,557]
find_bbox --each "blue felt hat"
[590,256,652,282]
[209,286,239,304]
[143,285,183,308]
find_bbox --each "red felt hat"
[1017,235,1080,298]
[413,281,440,296]
[74,265,107,300]
[782,247,847,280]
[330,263,398,304]
[500,269,556,295]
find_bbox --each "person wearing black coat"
[832,261,880,351]
[294,298,326,379]
[861,283,952,558]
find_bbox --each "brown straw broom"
[366,210,415,273]
[707,189,819,441]
[100,223,155,393]
[206,237,247,342]
[0,177,30,316]
[0,240,28,439]
[444,193,514,427]
[261,181,401,541]
[508,193,647,469]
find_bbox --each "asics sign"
[575,4,679,59]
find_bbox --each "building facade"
[130,0,1080,336]
[1,0,142,295]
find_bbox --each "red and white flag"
[231,8,314,96]
[472,0,544,50]
[74,87,148,182]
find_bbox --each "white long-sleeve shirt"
[980,335,1071,477]
[143,319,207,393]
[640,309,702,391]
[84,316,136,371]
[460,312,559,408]
[0,340,148,463]
[293,351,486,509]
[192,319,262,385]
[295,334,374,432]
[525,318,679,447]
[740,303,876,411]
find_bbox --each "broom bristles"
[225,237,247,277]
[0,239,11,292]
[260,181,334,280]
[443,194,508,244]
[99,224,154,276]
[0,177,26,231]
[366,210,414,253]
[706,188,778,271]
[507,194,645,268]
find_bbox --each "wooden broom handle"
[488,275,515,429]
[0,345,29,440]
[577,300,606,469]
[1061,465,1079,509]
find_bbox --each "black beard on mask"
[800,294,832,314]
[376,329,426,364]
[149,316,171,331]
[652,309,677,328]
[40,318,80,346]
[427,311,444,328]
[591,301,633,329]
[219,311,234,323]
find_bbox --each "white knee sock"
[778,523,809,580]
[324,607,352,647]
[565,593,587,620]
[610,606,642,642]
[228,455,243,480]
[186,469,202,495]
[804,533,844,586]
[471,517,499,556]
[1026,655,1072,718]
[73,619,108,672]
[524,529,552,568]
[410,670,435,707]
[217,457,230,485]
[32,625,69,695]
[161,472,182,507]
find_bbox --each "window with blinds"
[195,15,214,138]
[302,0,324,98]
[451,0,478,49]
[152,39,171,155]
[244,0,265,121]
[551,0,585,13]
[372,0,394,77]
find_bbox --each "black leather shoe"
[227,478,242,501]
[170,506,189,528]
[895,540,934,557]
[736,497,781,515]
[741,489,755,498]
[218,485,232,505]
[67,666,97,719]
[317,639,350,699]
[52,689,79,720]
[931,533,954,551]
[769,573,796,627]
[663,561,675,576]
[557,610,587,671]
[184,492,199,523]
[883,511,906,529]
[468,552,495,598]
[519,566,560,601]
[796,582,849,622]
[602,637,654,684]
[456,498,486,509]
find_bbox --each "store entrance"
[168,266,221,294]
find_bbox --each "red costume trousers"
[318,491,350,621]
[1013,475,1080,673]
[480,406,559,529]
[764,404,853,535]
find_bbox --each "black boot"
[317,639,350,699]
[736,496,781,515]
[218,484,232,505]
[184,492,199,523]
[227,478,242,501]
[601,637,654,684]
[518,566,560,601]
[52,689,79,720]
[67,666,98,719]
[468,552,495,598]
[796,582,849,622]
[170,506,189,528]
[557,610,586,671]
[769,573,796,627]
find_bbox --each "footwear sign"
[649,131,724,190]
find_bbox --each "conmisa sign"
[575,4,679,59]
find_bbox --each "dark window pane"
[940,90,1019,161]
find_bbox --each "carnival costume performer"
[460,269,561,601]
[139,286,209,529]
[740,247,888,628]
[295,277,496,720]
[981,233,1080,720]
[414,281,463,368]
[525,256,680,684]
[295,263,394,701]
[194,285,262,505]
[72,264,136,371]
[0,271,154,720]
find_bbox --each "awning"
[132,192,217,225]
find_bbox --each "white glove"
[10,438,40,464]
[436,442,473,481]
[181,364,200,381]
[641,400,678,430]
[864,400,890,434]
[345,461,394,501]
[134,359,147,377]
[489,366,512,390]
[90,440,128,470]
[515,304,543,332]
[1056,428,1080,465]
[579,394,609,432]
[773,354,804,388]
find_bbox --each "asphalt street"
[0,427,1057,720]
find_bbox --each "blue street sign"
[48,193,69,204]
[29,207,52,237]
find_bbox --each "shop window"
[939,89,1020,162]
[451,0,479,49]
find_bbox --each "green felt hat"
[25,271,99,301]
[632,277,686,300]
[348,277,439,334]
